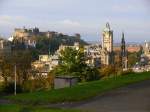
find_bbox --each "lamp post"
[14,64,16,95]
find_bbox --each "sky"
[0,0,150,43]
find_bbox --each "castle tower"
[121,32,128,69]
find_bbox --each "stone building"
[56,42,80,55]
[101,23,114,65]
[31,54,60,77]
[0,38,11,56]
[12,27,37,48]
[84,44,101,67]
[83,23,114,67]
[84,44,111,68]
[11,27,58,48]
[54,76,78,89]
[11,27,81,49]
[143,41,150,63]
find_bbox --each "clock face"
[106,35,110,39]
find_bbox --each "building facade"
[0,38,11,56]
[32,54,60,76]
[143,41,150,63]
[84,44,102,67]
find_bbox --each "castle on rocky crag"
[11,27,57,48]
[10,27,81,48]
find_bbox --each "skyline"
[0,0,150,43]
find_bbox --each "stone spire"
[120,32,128,69]
[121,32,126,57]
[104,22,111,31]
[106,22,110,30]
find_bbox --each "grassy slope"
[0,104,83,112]
[5,72,150,104]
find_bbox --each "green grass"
[5,72,150,104]
[0,104,83,112]
[0,104,21,112]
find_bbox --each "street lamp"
[14,64,16,95]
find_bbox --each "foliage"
[0,50,32,88]
[53,47,99,81]
[59,47,86,75]
[100,65,117,78]
[5,72,150,104]
[23,75,54,92]
[128,52,140,67]
[0,56,13,85]
[81,67,100,82]
[114,51,122,68]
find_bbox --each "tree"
[0,56,13,85]
[56,47,86,75]
[0,50,32,86]
[128,52,139,67]
[53,47,100,82]
[11,50,32,84]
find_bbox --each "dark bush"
[3,82,23,94]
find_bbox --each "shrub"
[83,67,100,81]
[3,82,22,94]
[100,65,117,78]
[23,75,54,92]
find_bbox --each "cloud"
[112,0,146,12]
[59,19,81,27]
[0,15,30,26]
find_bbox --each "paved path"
[0,99,12,105]
[52,80,150,112]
